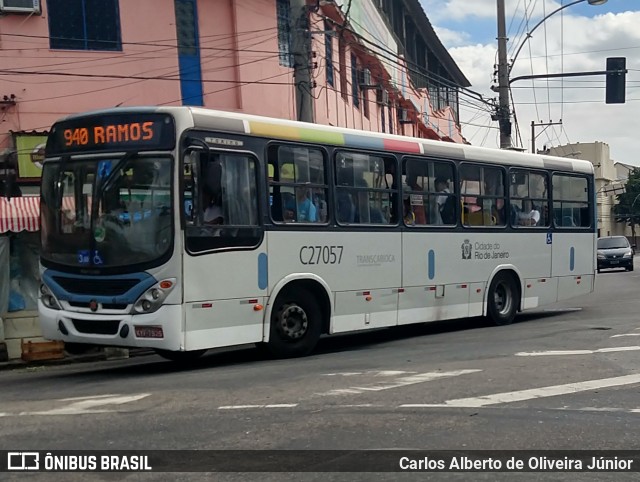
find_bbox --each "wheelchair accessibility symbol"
[77,250,104,265]
[546,232,553,245]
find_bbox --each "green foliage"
[613,167,640,225]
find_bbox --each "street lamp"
[496,0,608,149]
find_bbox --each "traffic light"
[606,57,626,104]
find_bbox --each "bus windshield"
[40,154,173,270]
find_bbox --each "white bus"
[39,107,596,361]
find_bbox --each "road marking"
[58,394,126,402]
[543,308,582,312]
[317,369,481,397]
[336,404,379,408]
[218,404,298,410]
[515,346,640,356]
[21,394,151,416]
[611,328,640,338]
[560,407,640,414]
[322,372,363,376]
[0,394,152,417]
[322,370,415,377]
[399,373,640,408]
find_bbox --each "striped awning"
[0,196,40,233]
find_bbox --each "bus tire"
[155,349,206,363]
[265,288,321,358]
[486,272,519,326]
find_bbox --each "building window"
[381,104,386,133]
[325,21,334,87]
[363,88,369,119]
[276,0,293,67]
[338,36,347,100]
[351,54,359,108]
[175,0,204,106]
[47,0,122,51]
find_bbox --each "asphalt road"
[1,267,640,480]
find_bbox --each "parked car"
[597,236,634,273]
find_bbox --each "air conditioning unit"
[376,89,389,106]
[398,108,412,123]
[357,68,373,88]
[0,0,40,14]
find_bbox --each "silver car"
[597,236,634,273]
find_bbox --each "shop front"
[1,136,55,361]
[0,195,45,361]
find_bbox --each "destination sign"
[46,113,176,155]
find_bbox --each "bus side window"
[335,152,396,225]
[268,145,328,224]
[460,164,505,227]
[552,174,589,228]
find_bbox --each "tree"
[613,167,640,244]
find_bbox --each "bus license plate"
[134,326,164,338]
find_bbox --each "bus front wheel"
[486,272,519,326]
[264,288,321,358]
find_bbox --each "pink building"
[0,0,469,181]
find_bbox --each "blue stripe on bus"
[570,247,575,271]
[428,249,435,280]
[343,133,385,151]
[258,253,268,290]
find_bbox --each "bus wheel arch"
[262,276,332,358]
[485,268,521,326]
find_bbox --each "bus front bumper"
[38,302,184,351]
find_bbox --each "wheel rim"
[493,281,513,316]
[277,304,309,340]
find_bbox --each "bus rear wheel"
[265,288,321,358]
[486,272,519,326]
[155,349,207,363]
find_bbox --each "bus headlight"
[40,283,61,310]
[131,278,176,314]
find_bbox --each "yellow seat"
[463,210,496,226]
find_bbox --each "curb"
[0,348,155,371]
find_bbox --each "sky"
[418,0,640,165]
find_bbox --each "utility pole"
[531,120,562,153]
[496,0,511,149]
[290,0,315,123]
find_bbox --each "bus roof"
[53,106,594,175]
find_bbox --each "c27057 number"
[299,245,344,265]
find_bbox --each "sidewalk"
[0,347,155,371]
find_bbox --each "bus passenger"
[518,200,540,226]
[203,189,224,225]
[286,189,317,222]
[203,161,224,225]
[405,173,426,224]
